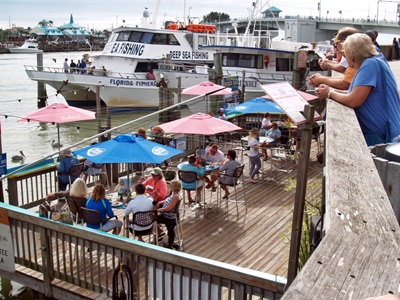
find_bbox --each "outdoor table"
[177,162,220,175]
[240,136,274,143]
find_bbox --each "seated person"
[204,144,225,191]
[83,159,102,182]
[124,183,155,242]
[154,180,182,249]
[115,179,129,200]
[57,149,80,191]
[46,178,88,211]
[137,127,147,139]
[219,150,241,199]
[261,122,281,161]
[179,155,205,203]
[139,167,168,203]
[85,183,122,235]
[152,125,167,145]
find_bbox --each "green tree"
[203,12,230,23]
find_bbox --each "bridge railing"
[2,203,286,299]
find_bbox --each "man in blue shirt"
[57,149,80,191]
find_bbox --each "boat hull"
[26,69,171,107]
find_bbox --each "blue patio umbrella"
[73,134,183,164]
[226,98,284,115]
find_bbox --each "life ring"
[264,55,270,68]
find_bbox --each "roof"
[58,14,85,29]
[262,6,282,13]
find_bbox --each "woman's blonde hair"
[70,178,88,198]
[249,128,259,139]
[343,33,378,67]
[169,180,182,193]
[91,183,106,201]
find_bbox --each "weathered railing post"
[40,227,54,297]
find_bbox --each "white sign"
[0,208,15,272]
[261,82,321,125]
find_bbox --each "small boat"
[9,39,42,54]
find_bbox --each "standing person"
[80,59,87,73]
[155,180,182,249]
[248,128,261,184]
[218,150,241,199]
[69,59,76,73]
[139,167,168,203]
[85,183,122,234]
[393,37,400,60]
[316,33,400,146]
[57,149,80,191]
[124,183,155,241]
[63,58,69,73]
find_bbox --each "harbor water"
[0,52,188,299]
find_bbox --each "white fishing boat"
[24,0,323,108]
[9,39,42,54]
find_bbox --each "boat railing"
[24,65,148,81]
[2,203,286,299]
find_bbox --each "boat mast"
[150,0,162,25]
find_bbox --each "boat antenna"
[150,0,161,26]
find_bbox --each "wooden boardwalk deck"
[113,140,323,279]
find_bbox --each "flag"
[317,2,320,11]
[397,3,400,14]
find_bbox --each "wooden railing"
[0,203,286,299]
[282,100,400,299]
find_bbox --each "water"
[0,52,189,299]
[0,51,175,170]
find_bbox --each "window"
[276,57,292,71]
[116,31,130,41]
[140,33,153,43]
[129,32,143,42]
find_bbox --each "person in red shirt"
[138,167,168,202]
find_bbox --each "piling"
[36,53,48,108]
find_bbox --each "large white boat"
[24,0,324,108]
[9,39,42,54]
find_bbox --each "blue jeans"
[249,155,261,179]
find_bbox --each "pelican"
[51,139,63,148]
[11,151,25,161]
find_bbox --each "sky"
[1,0,399,30]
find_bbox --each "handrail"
[281,99,400,298]
[1,203,286,298]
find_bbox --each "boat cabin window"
[129,32,143,42]
[109,32,118,43]
[116,31,131,41]
[135,62,159,72]
[276,57,293,72]
[151,33,180,45]
[222,53,263,69]
[141,33,154,44]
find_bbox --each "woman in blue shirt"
[86,184,122,235]
[316,33,400,146]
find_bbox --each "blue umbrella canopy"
[73,134,183,164]
[226,98,284,115]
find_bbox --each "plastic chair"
[125,210,158,244]
[66,196,87,224]
[67,163,85,186]
[178,170,205,211]
[218,164,246,215]
[80,207,118,231]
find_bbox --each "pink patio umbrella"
[181,81,230,95]
[159,112,242,135]
[18,103,96,149]
[182,81,232,113]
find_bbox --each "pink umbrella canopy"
[159,113,242,135]
[18,103,96,148]
[181,81,230,95]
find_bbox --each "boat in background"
[9,39,42,54]
[24,0,321,108]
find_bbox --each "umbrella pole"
[57,124,61,150]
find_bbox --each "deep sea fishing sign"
[0,208,15,272]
